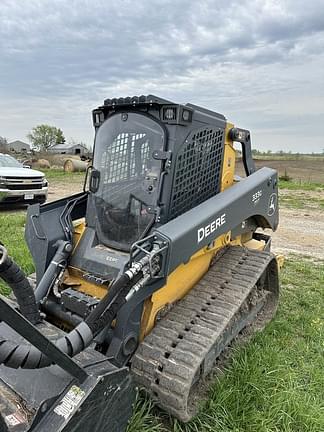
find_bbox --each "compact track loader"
[0,95,279,431]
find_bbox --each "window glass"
[93,113,164,250]
[0,155,22,168]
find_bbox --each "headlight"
[0,176,6,188]
[42,178,48,187]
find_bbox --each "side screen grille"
[169,127,224,219]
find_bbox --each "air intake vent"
[169,127,225,219]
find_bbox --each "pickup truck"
[0,153,48,204]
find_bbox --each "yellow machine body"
[61,121,263,338]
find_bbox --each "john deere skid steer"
[0,95,279,431]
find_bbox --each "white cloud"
[0,0,323,151]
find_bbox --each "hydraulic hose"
[43,299,83,327]
[0,321,93,369]
[0,245,40,324]
[85,273,136,335]
[0,269,144,369]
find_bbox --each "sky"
[0,0,324,153]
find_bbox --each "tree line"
[251,149,324,156]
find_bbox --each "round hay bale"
[64,159,87,172]
[33,159,51,169]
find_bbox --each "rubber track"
[131,246,278,422]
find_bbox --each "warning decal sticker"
[54,385,85,420]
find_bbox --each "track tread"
[131,246,278,422]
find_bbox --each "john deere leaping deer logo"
[268,193,277,216]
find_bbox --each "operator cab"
[72,95,227,279]
[25,95,258,288]
[90,112,165,251]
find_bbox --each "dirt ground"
[266,208,324,260]
[265,187,324,260]
[47,181,82,202]
[236,159,324,183]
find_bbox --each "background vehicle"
[0,95,279,431]
[0,153,48,205]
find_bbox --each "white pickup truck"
[0,153,48,205]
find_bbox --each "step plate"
[131,246,279,422]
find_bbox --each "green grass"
[0,213,33,295]
[127,257,324,432]
[278,180,324,210]
[41,168,86,183]
[0,214,323,431]
[278,180,324,192]
[279,195,324,210]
